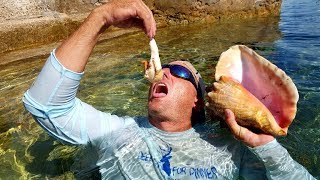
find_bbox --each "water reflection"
[0,10,318,178]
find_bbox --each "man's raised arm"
[22,0,156,145]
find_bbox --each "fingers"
[101,0,156,39]
[134,0,157,38]
[224,109,243,140]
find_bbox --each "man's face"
[148,67,198,120]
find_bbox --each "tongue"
[154,85,168,97]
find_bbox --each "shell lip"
[210,45,299,136]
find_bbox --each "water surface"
[0,0,319,178]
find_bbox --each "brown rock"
[0,0,282,54]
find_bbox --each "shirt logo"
[160,146,173,176]
[138,145,218,179]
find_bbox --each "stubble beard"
[148,99,173,122]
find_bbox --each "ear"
[193,97,198,108]
[194,97,205,111]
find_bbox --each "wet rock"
[0,0,282,54]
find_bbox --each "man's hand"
[224,109,275,148]
[56,0,156,72]
[96,0,156,38]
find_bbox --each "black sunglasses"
[162,64,198,92]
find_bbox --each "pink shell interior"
[215,45,299,129]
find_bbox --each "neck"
[148,115,192,132]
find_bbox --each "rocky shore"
[0,0,282,54]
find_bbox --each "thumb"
[224,109,243,139]
[224,109,238,132]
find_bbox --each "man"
[23,0,315,179]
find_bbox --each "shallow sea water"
[0,0,319,178]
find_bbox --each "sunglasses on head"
[162,64,198,92]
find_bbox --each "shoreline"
[0,0,282,55]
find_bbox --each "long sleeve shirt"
[23,50,315,180]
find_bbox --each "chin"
[148,104,161,115]
[148,103,167,118]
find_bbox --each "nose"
[162,68,171,79]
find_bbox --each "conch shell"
[143,39,164,82]
[207,45,299,136]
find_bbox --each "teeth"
[158,83,166,87]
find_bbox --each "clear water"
[0,0,319,178]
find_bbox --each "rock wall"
[0,0,282,54]
[150,0,282,24]
[0,0,94,22]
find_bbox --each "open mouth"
[153,83,168,97]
